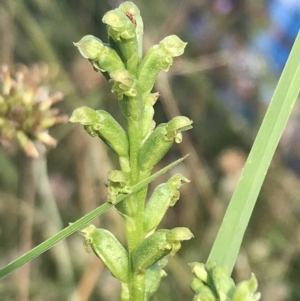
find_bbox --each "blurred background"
[0,0,300,300]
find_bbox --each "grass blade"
[0,155,188,279]
[207,32,300,274]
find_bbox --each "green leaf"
[207,32,300,274]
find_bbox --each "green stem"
[128,117,141,184]
[132,273,146,300]
[125,92,145,248]
[125,93,145,299]
[124,87,155,300]
[129,184,150,300]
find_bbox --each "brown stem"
[16,154,36,301]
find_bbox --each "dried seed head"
[0,65,67,157]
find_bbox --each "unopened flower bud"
[70,106,129,158]
[132,230,172,273]
[144,174,190,234]
[103,9,136,40]
[166,227,194,242]
[103,8,140,72]
[189,262,209,284]
[109,69,137,100]
[137,35,187,93]
[139,116,192,171]
[74,35,103,60]
[138,123,173,172]
[80,225,129,283]
[210,264,235,300]
[74,35,125,74]
[165,116,193,142]
[160,35,187,57]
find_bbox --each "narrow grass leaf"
[0,155,188,279]
[207,32,300,274]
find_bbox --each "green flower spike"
[70,3,194,300]
[80,225,129,283]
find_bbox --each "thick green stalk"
[123,94,144,251]
[132,273,146,300]
[125,92,147,299]
[128,117,141,184]
[128,180,151,301]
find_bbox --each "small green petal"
[103,9,135,40]
[166,227,194,242]
[69,106,98,124]
[74,35,103,60]
[159,35,187,57]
